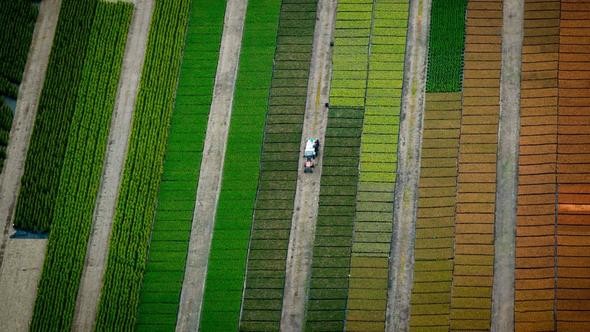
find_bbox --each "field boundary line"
[491,0,524,330]
[176,0,247,330]
[71,0,155,329]
[385,0,431,330]
[279,0,337,330]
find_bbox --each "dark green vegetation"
[426,0,468,92]
[14,0,99,231]
[238,0,318,330]
[30,3,133,330]
[198,0,282,330]
[95,0,192,329]
[135,0,227,330]
[0,1,38,170]
[305,107,363,331]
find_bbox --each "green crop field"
[305,107,363,331]
[426,0,468,92]
[14,0,99,232]
[198,0,281,330]
[239,1,318,330]
[29,3,132,330]
[135,1,227,330]
[95,0,192,329]
[0,0,38,171]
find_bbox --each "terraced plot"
[29,3,133,330]
[346,1,408,330]
[557,2,590,329]
[515,1,559,330]
[305,107,363,332]
[449,1,503,330]
[239,1,317,330]
[199,0,281,330]
[410,93,462,331]
[135,1,227,330]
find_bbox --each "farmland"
[29,2,132,329]
[238,0,318,330]
[0,0,38,171]
[306,107,363,331]
[199,0,281,330]
[135,1,227,330]
[14,0,99,232]
[4,0,590,331]
[95,0,192,329]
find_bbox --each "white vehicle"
[303,138,320,173]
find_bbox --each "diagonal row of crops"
[346,1,408,329]
[0,0,38,171]
[409,0,467,330]
[135,1,227,330]
[239,0,318,330]
[305,107,364,332]
[199,0,282,330]
[29,3,133,330]
[14,0,99,232]
[95,0,193,329]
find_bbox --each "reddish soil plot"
[515,1,560,331]
[557,1,590,330]
[450,1,502,331]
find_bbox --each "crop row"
[329,0,373,108]
[95,0,192,329]
[0,1,38,172]
[29,3,133,330]
[238,0,318,330]
[135,1,227,330]
[14,0,99,231]
[344,0,408,329]
[305,108,363,331]
[199,1,282,330]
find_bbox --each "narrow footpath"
[176,0,247,330]
[71,0,155,330]
[0,0,62,330]
[279,0,336,330]
[385,0,431,330]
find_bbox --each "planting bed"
[305,107,363,332]
[29,3,132,330]
[95,0,192,329]
[198,1,281,330]
[346,0,408,330]
[0,0,38,171]
[409,93,462,331]
[238,1,318,330]
[449,1,503,330]
[135,1,227,330]
[14,0,99,232]
[515,1,559,330]
[556,1,590,329]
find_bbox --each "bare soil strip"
[385,0,431,331]
[175,1,247,330]
[279,1,336,330]
[491,0,524,330]
[0,0,62,330]
[72,0,155,329]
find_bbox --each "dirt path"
[279,1,336,330]
[175,1,247,330]
[0,0,62,330]
[71,0,154,330]
[491,0,524,330]
[385,0,431,330]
